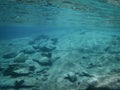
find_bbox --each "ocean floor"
[0,29,120,90]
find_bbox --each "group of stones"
[0,34,59,90]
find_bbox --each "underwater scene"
[0,0,120,90]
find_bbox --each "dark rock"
[0,85,33,90]
[0,66,4,72]
[36,68,49,75]
[41,77,48,81]
[29,66,35,72]
[43,73,49,77]
[3,65,15,76]
[104,46,111,52]
[0,80,33,90]
[3,64,29,77]
[14,80,25,89]
[51,38,58,45]
[2,52,17,59]
[28,40,35,45]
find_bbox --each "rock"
[4,68,29,77]
[2,52,17,59]
[41,77,48,81]
[64,72,77,82]
[14,80,25,89]
[33,56,52,66]
[41,52,52,58]
[36,68,49,75]
[79,75,120,90]
[79,71,94,77]
[39,46,56,52]
[51,38,58,45]
[21,46,35,54]
[14,53,28,63]
[28,40,35,45]
[3,63,29,77]
[39,56,52,66]
[87,76,99,87]
[0,79,34,90]
[32,44,40,50]
[3,65,15,76]
[13,68,30,76]
[29,65,36,72]
[0,66,4,72]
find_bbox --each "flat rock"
[13,68,29,75]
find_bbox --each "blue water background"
[0,0,120,40]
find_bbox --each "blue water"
[0,0,120,32]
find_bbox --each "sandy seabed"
[0,29,120,90]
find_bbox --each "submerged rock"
[78,75,120,90]
[14,80,25,89]
[32,44,40,50]
[3,63,30,77]
[28,40,35,45]
[13,68,30,76]
[21,46,35,54]
[14,53,28,63]
[29,65,36,72]
[2,52,17,59]
[33,56,52,66]
[39,46,56,52]
[36,67,49,75]
[51,38,58,45]
[3,65,15,76]
[41,52,52,58]
[79,71,94,77]
[0,79,34,90]
[64,72,77,82]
